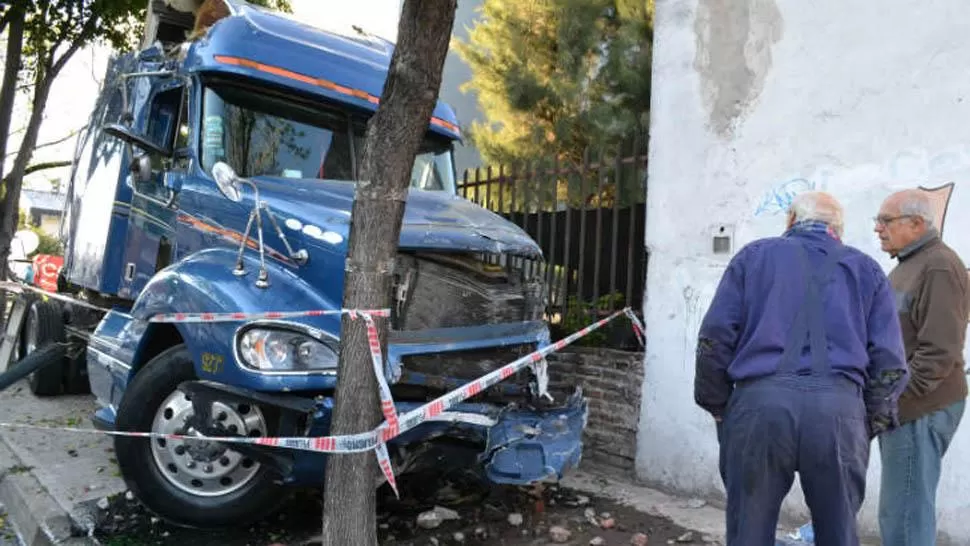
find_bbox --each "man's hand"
[867,412,894,440]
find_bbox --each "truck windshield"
[199,83,456,192]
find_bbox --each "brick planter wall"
[547,347,645,477]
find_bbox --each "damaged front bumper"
[478,388,587,484]
[378,388,588,486]
[173,379,589,488]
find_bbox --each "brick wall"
[547,347,645,477]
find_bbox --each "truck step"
[0,296,30,371]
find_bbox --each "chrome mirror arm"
[261,203,309,265]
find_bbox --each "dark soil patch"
[93,480,711,546]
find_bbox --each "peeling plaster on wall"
[693,0,783,139]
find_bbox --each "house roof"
[20,189,66,214]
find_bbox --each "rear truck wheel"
[22,300,66,396]
[114,345,286,528]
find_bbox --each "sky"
[7,0,403,194]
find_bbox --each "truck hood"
[251,176,542,257]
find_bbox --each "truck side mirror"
[130,154,152,184]
[211,161,243,202]
[103,123,173,158]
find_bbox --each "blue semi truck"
[0,0,587,528]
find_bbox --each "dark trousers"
[718,373,870,546]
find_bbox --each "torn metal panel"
[478,388,588,485]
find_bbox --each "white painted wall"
[638,0,970,542]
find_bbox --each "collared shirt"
[694,221,909,417]
[895,227,940,260]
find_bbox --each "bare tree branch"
[51,16,98,77]
[5,126,85,162]
[4,160,71,182]
[89,48,101,86]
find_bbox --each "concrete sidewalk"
[0,380,124,545]
[562,471,882,546]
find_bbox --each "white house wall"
[640,0,970,541]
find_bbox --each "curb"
[0,439,97,545]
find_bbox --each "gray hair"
[897,190,936,228]
[789,191,844,237]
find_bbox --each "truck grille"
[390,252,545,331]
[394,343,538,403]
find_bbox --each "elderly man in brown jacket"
[874,188,969,546]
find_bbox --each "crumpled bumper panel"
[479,388,588,484]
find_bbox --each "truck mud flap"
[479,388,588,485]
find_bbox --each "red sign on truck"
[32,254,63,292]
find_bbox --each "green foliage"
[556,292,626,347]
[454,0,653,168]
[251,0,293,12]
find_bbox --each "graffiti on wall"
[754,178,817,216]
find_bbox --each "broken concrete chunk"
[416,505,460,530]
[97,497,109,510]
[590,537,607,545]
[631,532,649,546]
[685,498,707,509]
[507,512,524,526]
[549,525,572,543]
[600,517,616,529]
[676,531,694,542]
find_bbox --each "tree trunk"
[0,7,26,326]
[320,1,456,544]
[0,5,25,185]
[0,67,56,284]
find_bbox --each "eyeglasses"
[873,214,914,226]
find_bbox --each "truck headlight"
[236,327,339,372]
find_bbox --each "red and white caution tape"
[624,307,645,346]
[0,281,111,313]
[0,304,645,498]
[148,309,391,323]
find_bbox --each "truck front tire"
[114,344,286,528]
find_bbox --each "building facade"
[640,0,970,542]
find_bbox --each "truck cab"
[51,0,587,527]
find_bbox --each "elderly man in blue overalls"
[694,191,910,546]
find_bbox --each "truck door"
[118,83,190,299]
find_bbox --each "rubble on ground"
[89,481,717,546]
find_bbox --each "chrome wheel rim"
[150,390,266,497]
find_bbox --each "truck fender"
[127,248,342,376]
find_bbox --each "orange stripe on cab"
[213,55,460,136]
